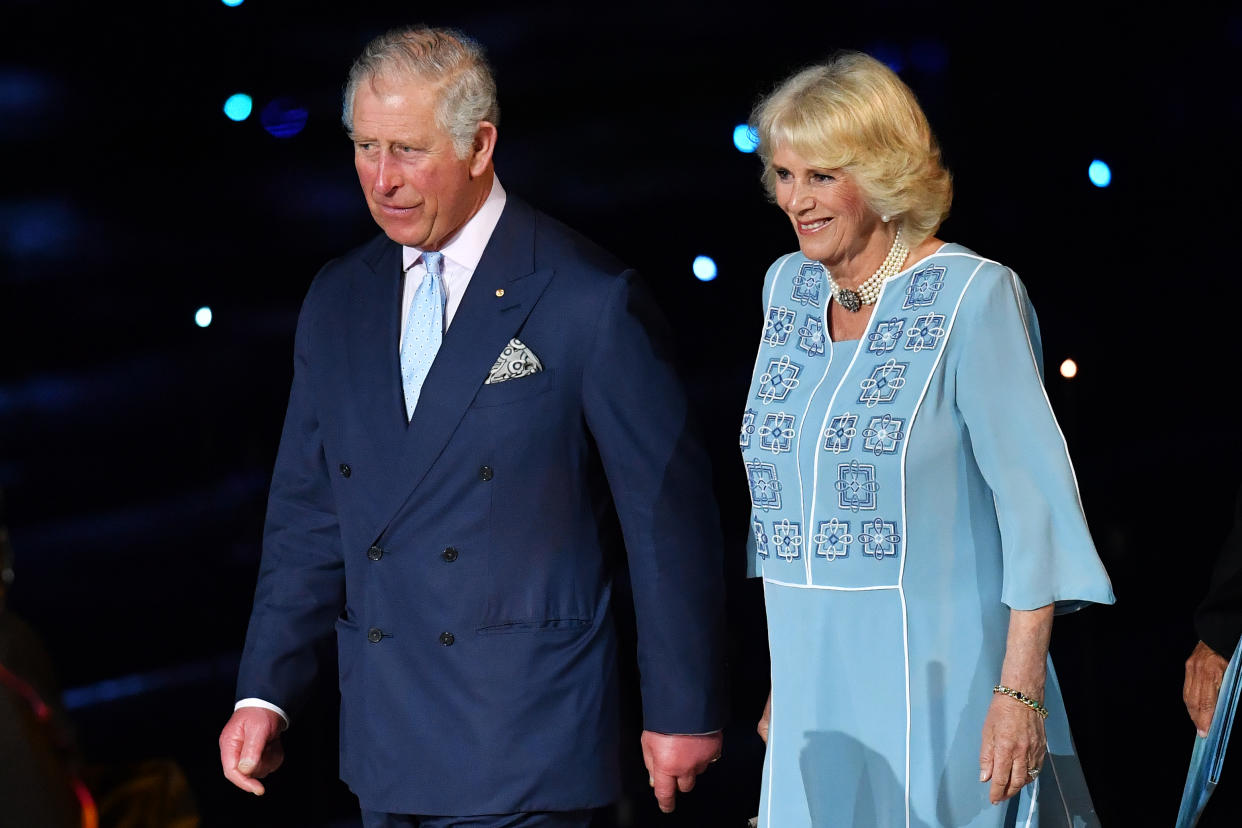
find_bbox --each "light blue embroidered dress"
[741,245,1115,827]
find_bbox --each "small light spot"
[223,93,252,122]
[1060,358,1078,379]
[732,124,759,153]
[1088,160,1111,188]
[260,97,308,138]
[195,307,213,328]
[693,255,718,282]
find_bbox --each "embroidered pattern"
[861,414,905,456]
[773,519,803,561]
[858,518,901,561]
[858,358,908,407]
[739,408,757,450]
[867,317,905,354]
[757,355,803,404]
[904,265,946,309]
[746,460,783,510]
[752,517,769,560]
[764,306,797,346]
[797,315,827,357]
[823,413,858,454]
[791,262,824,307]
[835,459,878,512]
[813,518,852,561]
[904,312,947,352]
[758,413,797,455]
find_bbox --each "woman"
[740,53,1114,827]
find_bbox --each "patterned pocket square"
[485,338,543,384]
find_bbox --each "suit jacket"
[236,196,727,814]
[1197,483,1242,656]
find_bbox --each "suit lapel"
[346,235,408,456]
[367,197,554,539]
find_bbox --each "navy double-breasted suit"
[236,195,727,814]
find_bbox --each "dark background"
[3,1,1241,826]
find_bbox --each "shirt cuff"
[235,698,290,730]
[651,729,722,736]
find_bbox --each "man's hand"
[219,707,286,795]
[640,730,722,814]
[757,691,772,743]
[1185,640,1229,737]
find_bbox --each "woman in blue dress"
[740,52,1115,827]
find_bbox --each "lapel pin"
[495,289,505,297]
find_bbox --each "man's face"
[350,75,493,250]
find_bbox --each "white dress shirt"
[399,177,507,345]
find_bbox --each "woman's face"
[771,145,880,270]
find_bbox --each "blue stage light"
[195,307,213,328]
[221,0,244,6]
[733,124,759,153]
[1088,160,1112,188]
[693,255,718,282]
[223,93,252,122]
[868,42,904,74]
[261,97,309,138]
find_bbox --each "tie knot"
[422,251,444,278]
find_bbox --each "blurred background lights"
[223,93,252,122]
[221,0,244,6]
[867,41,905,74]
[692,255,718,282]
[195,307,213,328]
[1088,160,1112,188]
[732,124,759,153]
[261,97,309,138]
[1060,358,1078,379]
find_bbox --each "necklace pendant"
[837,288,862,312]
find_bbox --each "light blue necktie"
[400,251,445,419]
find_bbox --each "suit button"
[339,463,351,478]
[478,465,494,481]
[439,632,455,646]
[367,627,383,644]
[441,546,458,562]
[367,545,384,561]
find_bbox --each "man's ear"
[468,121,497,178]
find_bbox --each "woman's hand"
[979,692,1047,804]
[980,604,1054,805]
[757,690,772,743]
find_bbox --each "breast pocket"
[470,368,557,408]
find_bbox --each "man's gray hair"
[341,26,500,159]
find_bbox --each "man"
[218,25,727,827]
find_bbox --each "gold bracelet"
[993,684,1049,719]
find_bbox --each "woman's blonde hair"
[751,52,952,246]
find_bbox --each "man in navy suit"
[217,25,727,827]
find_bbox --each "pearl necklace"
[825,227,909,312]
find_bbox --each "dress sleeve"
[953,264,1114,613]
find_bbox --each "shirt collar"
[402,177,507,273]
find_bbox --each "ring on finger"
[1027,766,1041,778]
